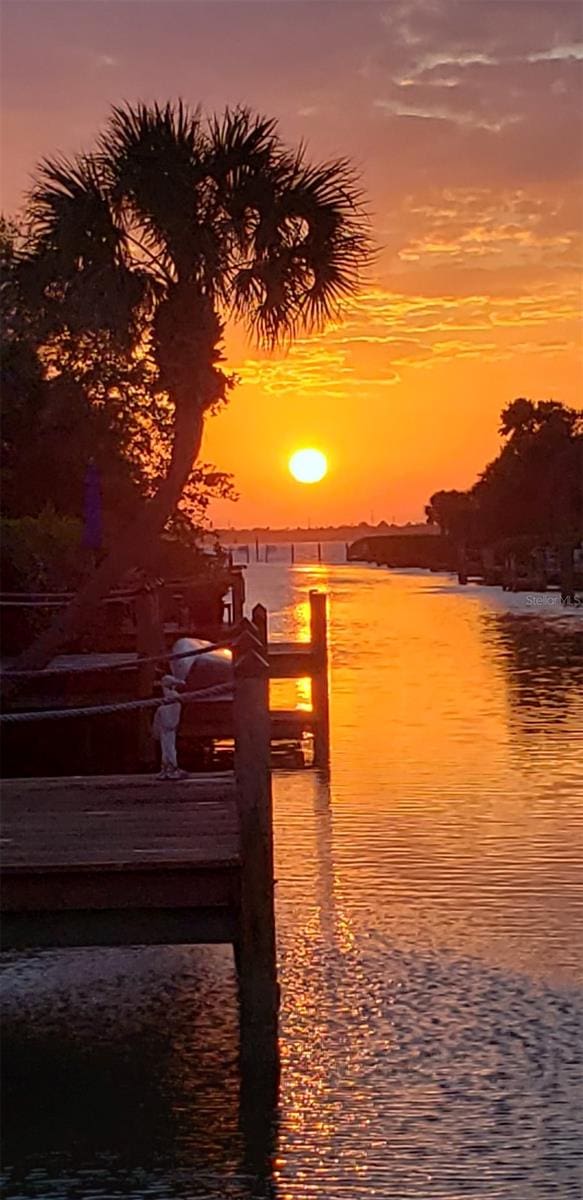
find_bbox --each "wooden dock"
[1,590,331,775]
[0,620,279,1084]
[1,773,240,948]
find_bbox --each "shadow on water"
[1,945,279,1198]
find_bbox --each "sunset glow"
[1,3,582,1194]
[1,0,581,526]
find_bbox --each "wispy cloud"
[93,53,118,70]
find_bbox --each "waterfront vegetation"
[426,398,583,548]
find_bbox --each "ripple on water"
[278,930,583,1198]
[2,564,582,1199]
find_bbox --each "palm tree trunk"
[13,402,205,673]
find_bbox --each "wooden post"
[533,547,547,592]
[482,545,495,587]
[135,585,163,768]
[233,620,279,1084]
[255,537,260,562]
[265,544,270,563]
[309,590,330,769]
[457,544,468,586]
[560,543,575,602]
[231,570,245,625]
[317,542,322,563]
[251,602,268,648]
[290,542,295,564]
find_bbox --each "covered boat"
[170,637,233,695]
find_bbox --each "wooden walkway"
[0,620,279,1085]
[1,774,240,949]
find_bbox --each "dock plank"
[1,773,239,873]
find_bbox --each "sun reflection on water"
[2,560,582,1200]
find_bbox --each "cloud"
[373,97,519,133]
[93,53,118,69]
[381,0,582,66]
[392,187,582,274]
[231,277,581,404]
[366,0,583,194]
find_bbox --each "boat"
[170,637,233,695]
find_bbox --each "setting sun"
[288,448,328,485]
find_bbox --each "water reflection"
[1,945,277,1198]
[2,562,582,1198]
[490,610,583,720]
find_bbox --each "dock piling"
[231,570,245,624]
[233,620,279,1080]
[251,602,268,648]
[309,590,330,768]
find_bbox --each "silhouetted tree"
[426,399,583,547]
[425,489,476,541]
[1,222,235,532]
[473,399,582,542]
[11,103,370,667]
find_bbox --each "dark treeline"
[426,398,582,548]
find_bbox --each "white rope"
[1,640,234,679]
[0,681,233,724]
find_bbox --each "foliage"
[23,102,371,350]
[0,508,232,653]
[6,102,370,669]
[1,222,237,531]
[424,490,475,541]
[426,399,583,546]
[0,508,87,593]
[4,102,369,536]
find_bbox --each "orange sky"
[2,0,582,525]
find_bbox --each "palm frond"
[23,100,372,357]
[206,106,279,192]
[227,145,372,344]
[26,153,154,343]
[104,101,206,279]
[28,154,122,266]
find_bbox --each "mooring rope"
[0,681,233,724]
[1,640,235,680]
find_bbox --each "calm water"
[2,557,583,1199]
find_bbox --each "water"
[2,557,583,1199]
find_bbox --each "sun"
[289,448,328,484]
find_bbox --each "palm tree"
[15,102,371,669]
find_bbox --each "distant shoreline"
[216,523,437,545]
